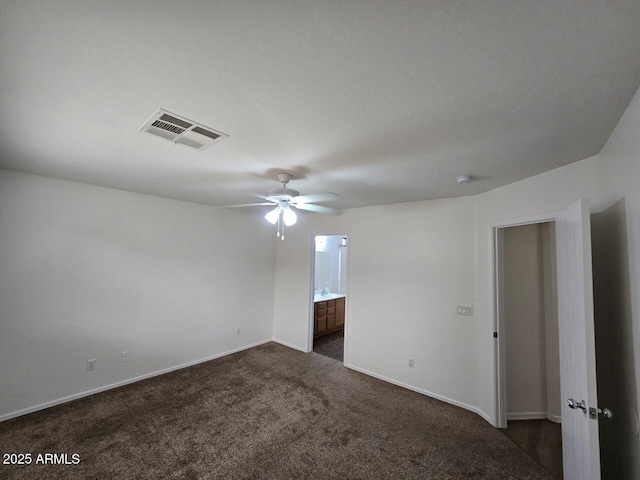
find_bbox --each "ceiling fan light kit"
[265,202,298,240]
[228,173,342,240]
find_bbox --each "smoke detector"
[456,175,473,184]
[139,109,228,151]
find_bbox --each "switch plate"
[408,358,415,368]
[121,351,129,363]
[87,359,96,371]
[457,305,473,316]
[236,327,241,336]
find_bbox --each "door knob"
[588,406,614,419]
[594,407,613,419]
[568,399,614,419]
[567,398,587,413]
[599,408,613,419]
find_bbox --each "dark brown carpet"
[0,343,553,479]
[313,328,344,362]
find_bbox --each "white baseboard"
[547,413,562,423]
[507,412,547,420]
[345,363,492,424]
[507,412,562,423]
[271,337,308,353]
[0,339,272,423]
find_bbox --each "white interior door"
[556,199,600,480]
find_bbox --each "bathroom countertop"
[313,293,346,303]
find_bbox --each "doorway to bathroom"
[310,234,348,363]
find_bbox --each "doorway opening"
[495,221,563,479]
[493,200,602,479]
[310,234,348,363]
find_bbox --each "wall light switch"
[87,359,96,371]
[121,351,129,363]
[457,305,473,316]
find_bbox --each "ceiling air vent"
[139,109,228,151]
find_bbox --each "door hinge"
[493,332,498,338]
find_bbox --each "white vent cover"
[139,109,228,150]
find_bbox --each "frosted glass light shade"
[283,208,297,226]
[265,208,280,224]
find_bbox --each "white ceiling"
[1,1,639,210]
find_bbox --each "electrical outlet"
[408,358,415,368]
[457,305,474,316]
[87,359,96,371]
[121,351,129,363]
[236,327,241,336]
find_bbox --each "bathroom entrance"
[310,234,348,362]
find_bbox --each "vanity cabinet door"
[315,301,327,334]
[314,298,346,338]
[326,300,336,329]
[335,297,345,327]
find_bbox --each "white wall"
[273,196,480,414]
[0,169,276,420]
[504,224,548,417]
[503,222,560,422]
[596,86,640,479]
[542,222,561,421]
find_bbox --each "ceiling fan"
[229,173,343,240]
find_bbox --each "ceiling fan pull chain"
[281,213,285,240]
[276,211,281,238]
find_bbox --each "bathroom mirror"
[314,251,330,291]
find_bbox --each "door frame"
[491,211,557,428]
[307,233,350,365]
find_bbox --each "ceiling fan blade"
[294,203,343,215]
[251,193,273,201]
[291,192,339,204]
[226,202,276,208]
